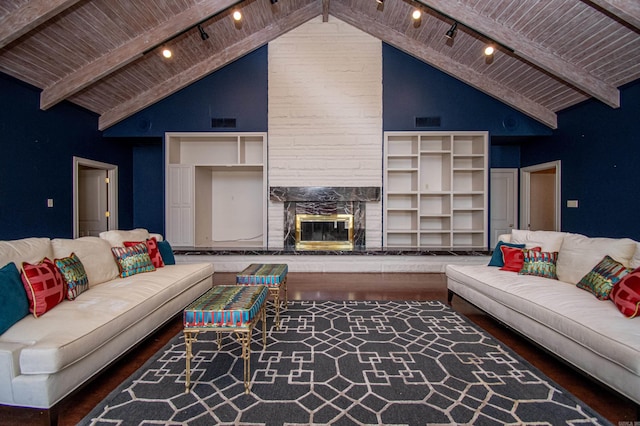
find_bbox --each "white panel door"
[490,169,518,248]
[167,165,194,246]
[79,168,108,237]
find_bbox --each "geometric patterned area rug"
[80,301,611,425]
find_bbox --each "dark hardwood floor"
[1,272,636,425]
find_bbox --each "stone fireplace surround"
[269,186,381,251]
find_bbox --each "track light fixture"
[445,22,457,39]
[197,24,209,41]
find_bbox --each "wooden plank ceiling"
[1,0,638,130]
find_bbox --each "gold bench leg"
[184,330,199,393]
[262,302,267,349]
[235,330,252,394]
[272,289,281,330]
[283,276,288,308]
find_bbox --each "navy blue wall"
[382,44,551,141]
[104,46,269,138]
[520,81,640,240]
[0,74,133,240]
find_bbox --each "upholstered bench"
[183,285,268,394]
[236,263,288,329]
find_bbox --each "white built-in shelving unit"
[165,132,267,247]
[383,131,488,249]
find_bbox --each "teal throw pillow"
[0,262,29,334]
[157,240,176,265]
[488,241,525,267]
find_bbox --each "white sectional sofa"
[446,230,640,407]
[0,229,213,423]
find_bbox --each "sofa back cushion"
[52,237,119,286]
[0,238,52,269]
[630,242,640,269]
[556,234,637,284]
[99,228,150,247]
[510,230,566,252]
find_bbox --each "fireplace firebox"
[270,186,381,252]
[295,214,354,250]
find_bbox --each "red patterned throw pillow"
[610,268,640,318]
[500,246,541,272]
[124,238,164,268]
[20,258,66,317]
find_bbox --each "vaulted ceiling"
[1,0,638,130]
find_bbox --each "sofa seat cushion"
[0,262,213,375]
[446,264,640,377]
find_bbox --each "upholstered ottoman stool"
[183,285,268,394]
[236,263,288,329]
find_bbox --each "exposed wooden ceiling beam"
[98,2,322,130]
[0,0,81,49]
[587,0,640,30]
[417,0,620,109]
[323,0,330,22]
[40,0,239,111]
[330,3,557,129]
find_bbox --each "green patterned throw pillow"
[577,255,630,300]
[111,242,155,278]
[54,252,89,300]
[519,250,558,279]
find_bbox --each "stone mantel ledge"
[269,186,380,202]
[173,248,490,256]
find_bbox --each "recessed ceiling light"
[412,10,421,20]
[233,11,242,21]
[162,48,172,59]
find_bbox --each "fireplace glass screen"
[295,214,354,250]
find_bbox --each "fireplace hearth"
[270,186,380,251]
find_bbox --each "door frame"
[520,160,561,231]
[73,156,119,238]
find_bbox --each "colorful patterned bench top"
[184,285,268,328]
[236,263,288,287]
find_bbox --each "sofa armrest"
[0,342,26,404]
